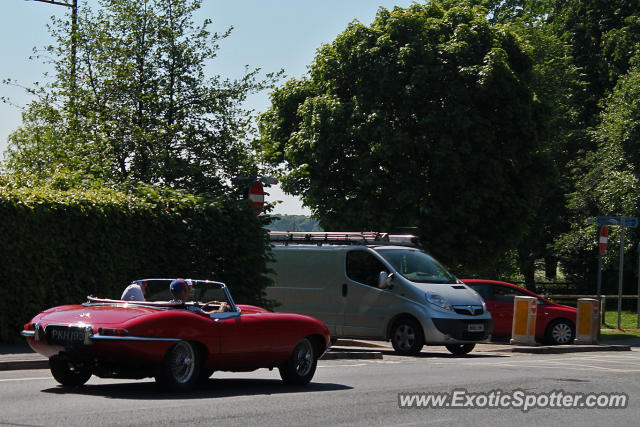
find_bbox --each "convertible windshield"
[375,248,457,284]
[140,279,231,306]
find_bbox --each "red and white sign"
[599,225,608,255]
[248,181,265,215]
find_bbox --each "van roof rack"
[268,231,421,247]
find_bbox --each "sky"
[0,0,417,215]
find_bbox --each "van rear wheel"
[391,318,424,356]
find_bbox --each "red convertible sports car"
[22,279,330,391]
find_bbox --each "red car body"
[22,279,330,390]
[462,279,577,344]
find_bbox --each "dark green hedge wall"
[0,185,271,343]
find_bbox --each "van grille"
[432,319,492,341]
[452,305,484,316]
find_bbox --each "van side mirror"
[378,272,395,290]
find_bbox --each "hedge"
[0,184,272,344]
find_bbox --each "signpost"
[587,216,639,330]
[232,176,278,216]
[248,181,265,215]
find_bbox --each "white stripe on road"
[0,377,51,382]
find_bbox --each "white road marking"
[0,377,51,382]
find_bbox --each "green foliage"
[258,1,548,271]
[4,0,280,195]
[549,0,640,128]
[266,215,323,232]
[0,183,271,343]
[556,60,640,292]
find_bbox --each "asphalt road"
[1,349,639,426]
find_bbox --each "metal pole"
[618,219,625,330]
[596,223,603,336]
[637,242,640,329]
[597,250,603,338]
[25,1,77,115]
[70,0,78,119]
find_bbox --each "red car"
[22,279,330,391]
[462,279,577,345]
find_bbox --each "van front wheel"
[446,344,475,355]
[391,318,424,356]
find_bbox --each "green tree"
[545,0,640,289]
[549,0,640,130]
[478,1,583,290]
[4,0,278,195]
[557,59,640,293]
[258,1,549,272]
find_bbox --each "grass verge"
[600,310,640,339]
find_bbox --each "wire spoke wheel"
[156,340,201,391]
[169,341,196,384]
[279,337,318,385]
[293,338,313,377]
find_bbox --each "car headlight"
[425,293,452,311]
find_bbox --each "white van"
[266,232,493,355]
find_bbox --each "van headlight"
[425,293,452,311]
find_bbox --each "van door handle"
[342,283,347,297]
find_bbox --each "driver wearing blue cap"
[169,279,192,303]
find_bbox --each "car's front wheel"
[155,340,201,391]
[546,319,575,345]
[391,318,424,356]
[279,337,317,385]
[445,344,476,355]
[49,356,92,387]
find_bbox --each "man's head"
[137,281,148,294]
[169,279,191,302]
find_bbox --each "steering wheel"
[201,300,227,312]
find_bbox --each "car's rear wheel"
[546,319,575,345]
[155,340,201,391]
[279,337,317,385]
[445,344,476,355]
[49,356,92,387]
[391,318,424,356]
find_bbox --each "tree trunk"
[517,248,537,293]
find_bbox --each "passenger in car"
[121,280,148,301]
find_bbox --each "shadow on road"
[41,378,351,399]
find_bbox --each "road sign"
[599,225,608,255]
[248,181,265,215]
[587,216,638,227]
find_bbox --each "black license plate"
[46,326,88,346]
[467,323,485,332]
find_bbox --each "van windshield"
[375,248,457,284]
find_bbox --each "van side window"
[346,250,388,287]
